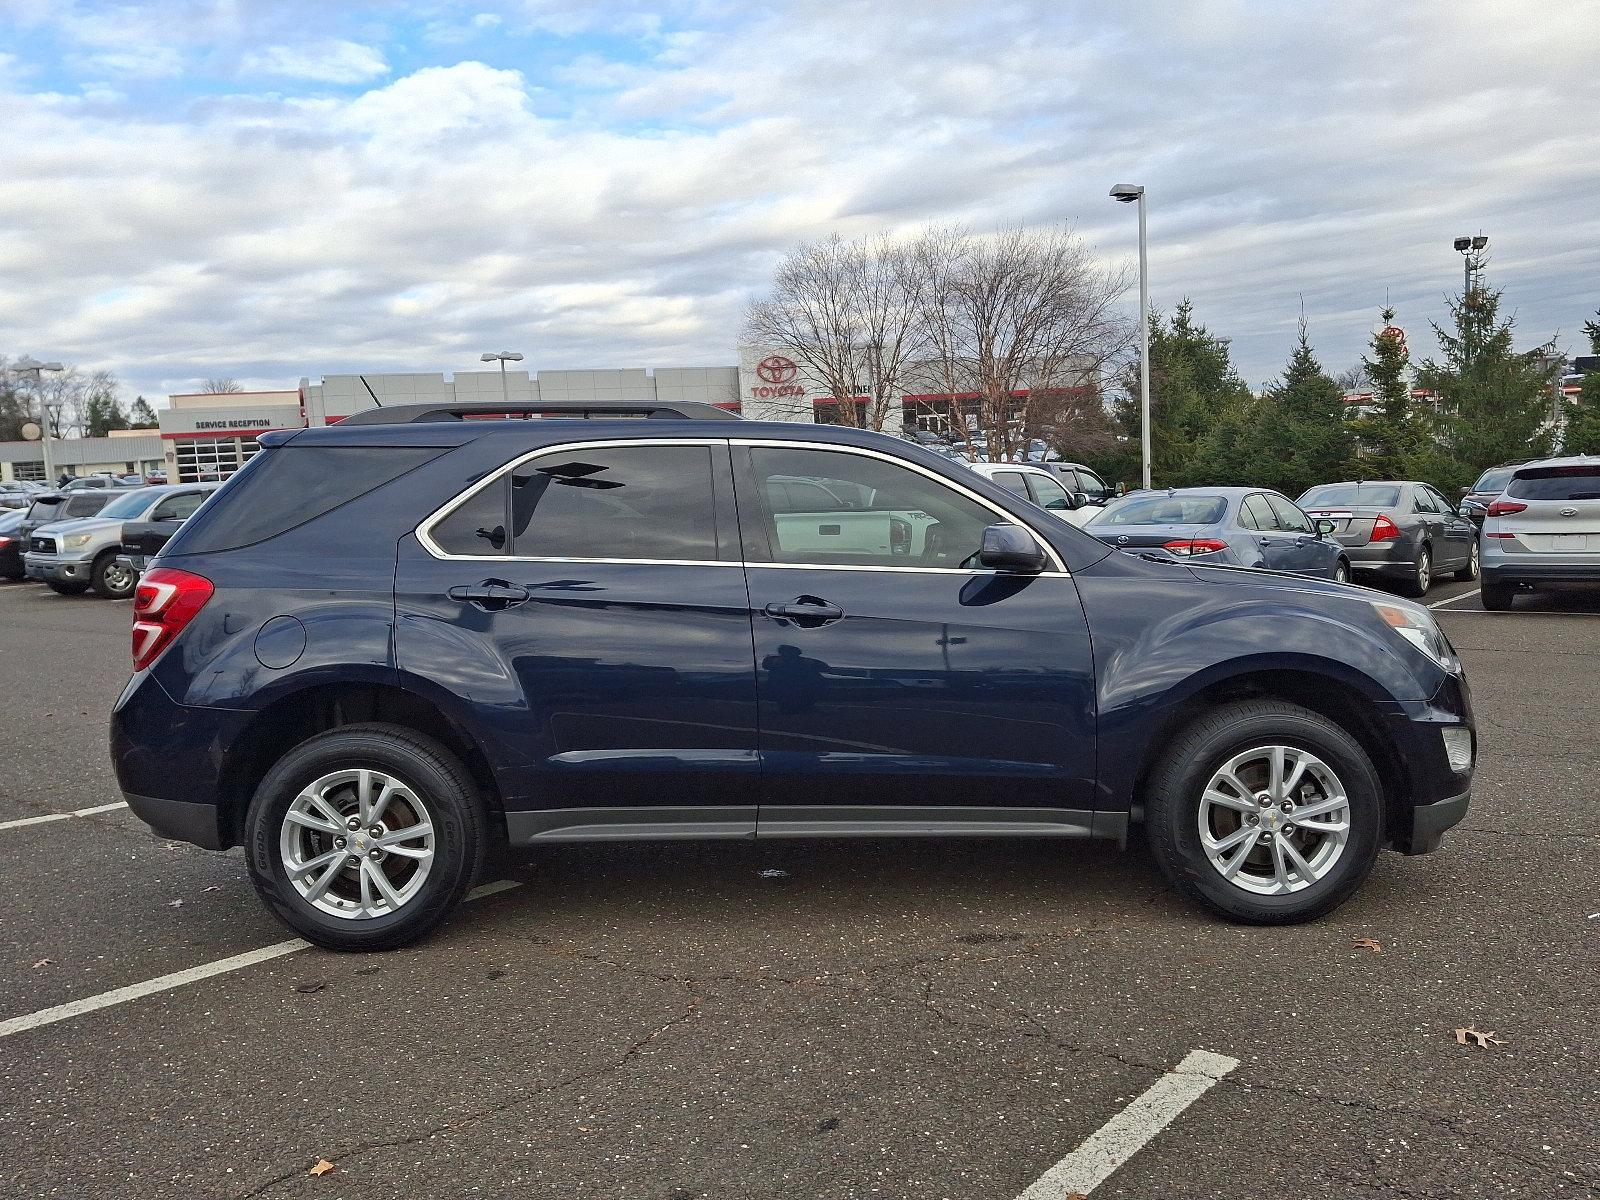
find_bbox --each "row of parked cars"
[955,451,1600,608]
[0,479,215,598]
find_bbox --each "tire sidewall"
[245,728,480,949]
[1152,708,1383,921]
[92,551,135,599]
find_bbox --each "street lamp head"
[501,352,524,362]
[1471,235,1488,250]
[480,350,524,363]
[1110,183,1145,203]
[1453,237,1472,252]
[480,352,498,362]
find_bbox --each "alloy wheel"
[1416,551,1431,592]
[279,768,436,919]
[1197,745,1351,895]
[103,561,135,595]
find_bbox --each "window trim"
[418,437,734,565]
[418,436,1070,575]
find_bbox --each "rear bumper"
[1482,560,1600,585]
[1343,542,1415,574]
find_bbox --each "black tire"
[244,723,489,951]
[46,579,90,595]
[90,551,137,599]
[1144,700,1383,924]
[1454,540,1480,582]
[0,561,22,581]
[1479,576,1515,611]
[1333,559,1351,585]
[1398,545,1432,597]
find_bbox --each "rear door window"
[1242,494,1278,531]
[991,471,1029,497]
[1026,472,1073,511]
[150,491,209,522]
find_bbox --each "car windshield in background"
[24,498,64,522]
[1097,495,1228,525]
[97,490,155,519]
[1472,468,1517,494]
[1299,484,1401,507]
[1506,467,1600,501]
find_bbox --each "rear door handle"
[448,579,530,611]
[763,597,844,625]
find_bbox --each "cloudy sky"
[1,0,1597,406]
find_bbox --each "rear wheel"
[91,551,137,599]
[46,579,90,596]
[244,723,488,951]
[1144,700,1382,924]
[1333,559,1351,585]
[1399,546,1432,597]
[1480,576,1515,611]
[1454,540,1480,582]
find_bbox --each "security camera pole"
[480,350,524,404]
[13,356,65,483]
[1110,184,1150,489]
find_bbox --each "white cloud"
[242,39,389,85]
[0,0,1596,400]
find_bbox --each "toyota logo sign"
[756,355,798,384]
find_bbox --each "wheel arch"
[1120,664,1411,842]
[214,680,503,848]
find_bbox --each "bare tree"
[203,377,244,393]
[917,225,1133,462]
[744,232,931,430]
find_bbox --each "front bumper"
[1399,789,1471,856]
[123,791,227,850]
[22,551,93,583]
[1378,668,1475,855]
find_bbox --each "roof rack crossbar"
[337,400,736,426]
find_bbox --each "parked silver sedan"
[1297,480,1478,596]
[1480,456,1600,609]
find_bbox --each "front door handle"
[763,596,844,626]
[448,579,530,612]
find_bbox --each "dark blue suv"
[111,401,1475,950]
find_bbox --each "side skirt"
[504,805,1127,846]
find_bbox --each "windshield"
[1298,483,1401,508]
[1471,467,1517,495]
[97,490,155,519]
[1096,494,1228,526]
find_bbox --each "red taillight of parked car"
[1486,499,1527,518]
[1162,538,1228,556]
[1369,514,1401,542]
[131,567,213,671]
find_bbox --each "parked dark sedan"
[0,507,25,579]
[1458,462,1527,528]
[1086,487,1350,581]
[1298,481,1477,596]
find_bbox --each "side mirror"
[1458,486,1470,496]
[1316,518,1337,536]
[1074,492,1092,509]
[978,523,1047,573]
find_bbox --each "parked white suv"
[968,462,1098,526]
[1480,456,1600,610]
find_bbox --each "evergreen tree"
[1561,310,1600,455]
[1353,308,1425,478]
[84,392,130,437]
[1109,300,1254,487]
[1240,320,1353,497]
[129,396,158,427]
[1415,287,1559,492]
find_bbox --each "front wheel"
[1454,541,1480,582]
[1333,559,1350,585]
[1144,701,1382,924]
[91,551,137,599]
[244,723,488,951]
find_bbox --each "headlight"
[62,533,93,549]
[1370,600,1457,670]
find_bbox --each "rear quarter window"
[165,446,442,554]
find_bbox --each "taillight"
[1162,538,1228,556]
[1486,499,1526,518]
[0,536,11,548]
[1370,514,1401,541]
[131,567,213,671]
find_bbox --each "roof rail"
[336,400,736,426]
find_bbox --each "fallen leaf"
[32,958,53,969]
[757,868,789,878]
[294,980,326,994]
[202,885,221,893]
[1353,937,1383,953]
[309,1159,335,1177]
[1455,1026,1506,1048]
[167,899,184,908]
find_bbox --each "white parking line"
[1016,1049,1240,1198]
[0,800,129,832]
[0,879,525,1041]
[1429,592,1479,610]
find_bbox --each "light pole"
[1111,184,1151,490]
[1453,234,1487,300]
[13,356,65,483]
[480,351,524,404]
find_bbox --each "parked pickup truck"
[117,499,214,580]
[26,484,216,598]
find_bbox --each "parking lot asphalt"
[1,577,1597,1200]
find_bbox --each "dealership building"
[1,348,1045,484]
